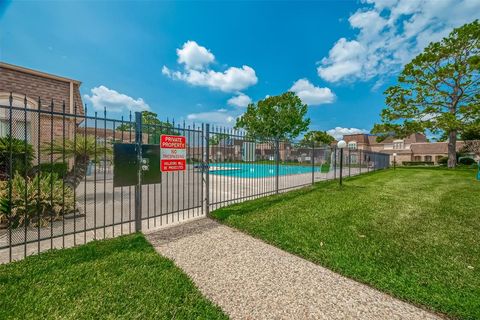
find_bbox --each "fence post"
[339,147,344,185]
[204,124,210,215]
[348,149,351,177]
[134,112,142,232]
[359,149,362,175]
[311,142,315,185]
[275,139,279,194]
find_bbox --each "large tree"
[117,111,176,143]
[300,130,335,147]
[372,20,480,168]
[235,92,310,142]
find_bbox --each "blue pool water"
[209,162,320,178]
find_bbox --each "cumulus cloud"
[163,65,257,92]
[176,40,215,70]
[227,93,252,108]
[187,109,239,126]
[318,0,480,83]
[289,79,335,105]
[163,40,258,93]
[326,127,369,140]
[83,85,150,113]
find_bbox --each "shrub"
[0,173,74,228]
[459,157,475,165]
[437,157,448,165]
[402,161,434,166]
[321,163,330,172]
[29,162,69,178]
[0,136,34,179]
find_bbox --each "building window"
[414,156,422,161]
[393,140,404,149]
[425,155,432,162]
[0,120,31,142]
[348,141,357,150]
[0,120,9,137]
[350,154,357,164]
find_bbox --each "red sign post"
[160,135,186,172]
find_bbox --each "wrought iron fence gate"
[0,99,390,263]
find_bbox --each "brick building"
[342,133,467,164]
[0,62,84,160]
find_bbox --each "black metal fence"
[206,125,390,211]
[0,93,389,263]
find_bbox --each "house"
[342,133,466,164]
[0,62,84,159]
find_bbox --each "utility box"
[141,144,161,184]
[113,143,161,187]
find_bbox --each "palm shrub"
[0,136,34,179]
[0,173,74,228]
[42,135,112,189]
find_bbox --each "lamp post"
[337,140,347,186]
[393,153,397,170]
[477,160,480,181]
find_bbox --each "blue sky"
[1,0,478,139]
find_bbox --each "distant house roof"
[367,135,378,144]
[343,133,427,145]
[410,141,465,154]
[343,134,372,144]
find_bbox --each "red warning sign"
[160,135,186,172]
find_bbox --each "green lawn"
[212,168,480,320]
[0,234,227,320]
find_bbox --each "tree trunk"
[447,130,457,168]
[64,155,89,189]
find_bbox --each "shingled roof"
[410,141,465,154]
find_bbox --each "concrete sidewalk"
[146,218,441,320]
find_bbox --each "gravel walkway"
[146,218,442,320]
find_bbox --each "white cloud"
[318,0,480,83]
[187,109,239,126]
[163,65,258,92]
[326,127,369,140]
[289,79,335,105]
[176,40,215,70]
[227,93,252,107]
[83,85,149,113]
[163,40,258,92]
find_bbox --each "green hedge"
[459,157,476,165]
[402,161,434,166]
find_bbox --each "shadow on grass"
[1,233,149,274]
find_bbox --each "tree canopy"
[300,130,335,146]
[234,92,310,141]
[117,111,176,143]
[461,122,480,140]
[372,20,480,167]
[209,133,229,146]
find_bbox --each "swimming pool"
[209,162,320,178]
